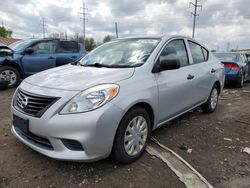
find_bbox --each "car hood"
[24,64,135,91]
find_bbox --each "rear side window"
[202,48,208,61]
[160,39,189,67]
[56,41,79,53]
[188,41,208,64]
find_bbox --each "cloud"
[0,0,250,50]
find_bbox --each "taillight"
[224,63,240,70]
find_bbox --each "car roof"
[115,35,193,40]
[214,52,241,55]
[114,35,209,50]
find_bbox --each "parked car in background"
[11,36,224,163]
[214,52,249,87]
[244,53,250,80]
[0,39,85,88]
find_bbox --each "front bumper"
[11,82,125,162]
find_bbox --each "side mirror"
[159,58,181,71]
[25,47,34,54]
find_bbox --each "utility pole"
[189,0,202,38]
[115,22,118,38]
[79,2,88,48]
[40,17,47,38]
[226,42,230,52]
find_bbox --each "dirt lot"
[0,84,250,188]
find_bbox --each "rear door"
[55,41,81,66]
[155,39,197,124]
[21,40,57,76]
[187,40,214,102]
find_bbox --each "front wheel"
[0,66,20,88]
[111,107,151,164]
[202,85,219,113]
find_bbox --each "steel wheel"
[124,116,148,156]
[210,88,218,110]
[0,69,17,86]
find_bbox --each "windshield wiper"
[85,63,109,67]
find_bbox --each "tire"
[236,74,244,88]
[202,85,219,113]
[0,66,20,88]
[111,107,151,164]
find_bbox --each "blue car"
[0,39,85,88]
[214,52,249,87]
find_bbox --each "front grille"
[15,89,59,117]
[15,127,53,150]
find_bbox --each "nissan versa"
[11,36,225,163]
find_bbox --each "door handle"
[70,56,77,59]
[211,68,216,73]
[48,56,55,59]
[187,74,194,80]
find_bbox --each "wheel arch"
[120,102,155,130]
[214,80,221,94]
[1,60,23,78]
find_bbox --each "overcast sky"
[0,0,250,50]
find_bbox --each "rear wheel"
[0,66,20,88]
[111,107,151,164]
[236,74,244,88]
[202,85,219,113]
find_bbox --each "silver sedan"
[11,36,225,163]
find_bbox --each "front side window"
[79,38,160,68]
[188,41,206,64]
[56,41,79,53]
[31,41,56,55]
[159,39,189,67]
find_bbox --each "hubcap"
[210,88,218,109]
[0,70,17,86]
[124,116,148,156]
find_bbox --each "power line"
[189,0,202,38]
[79,1,88,48]
[40,17,47,38]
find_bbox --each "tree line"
[52,33,114,51]
[0,26,13,38]
[0,26,114,51]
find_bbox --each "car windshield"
[214,53,239,62]
[9,40,31,52]
[79,38,160,68]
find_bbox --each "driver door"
[155,39,196,124]
[21,40,57,76]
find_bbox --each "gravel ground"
[0,84,250,188]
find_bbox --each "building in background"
[0,37,20,45]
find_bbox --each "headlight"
[60,84,119,114]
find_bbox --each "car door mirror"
[25,47,34,55]
[160,58,181,71]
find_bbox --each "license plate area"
[13,114,29,134]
